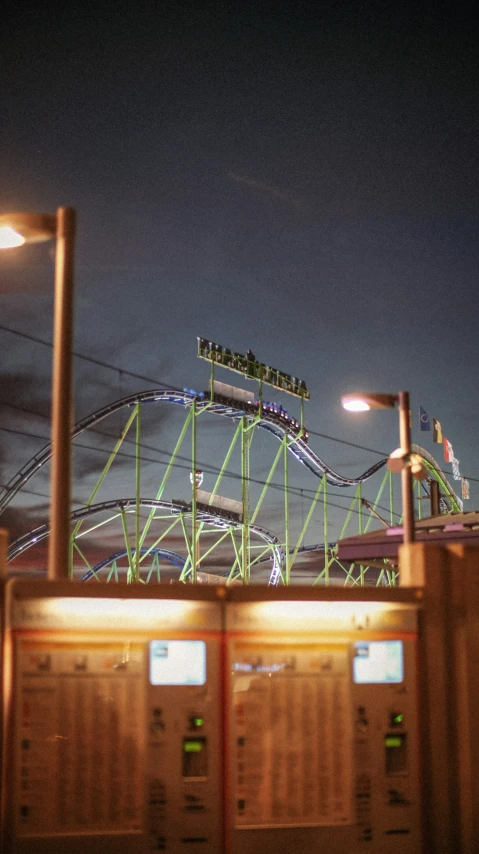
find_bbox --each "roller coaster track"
[2,390,462,586]
[412,444,462,513]
[7,498,284,583]
[8,545,190,583]
[80,546,187,580]
[0,388,388,515]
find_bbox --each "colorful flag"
[443,438,453,463]
[433,418,442,443]
[462,478,470,500]
[452,458,461,481]
[419,406,430,431]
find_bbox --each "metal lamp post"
[0,207,76,580]
[341,391,415,544]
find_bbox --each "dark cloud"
[0,373,52,420]
[1,506,43,542]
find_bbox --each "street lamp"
[341,391,416,544]
[0,208,76,580]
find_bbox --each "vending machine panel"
[225,594,422,854]
[2,583,423,854]
[1,582,223,854]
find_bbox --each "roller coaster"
[1,375,462,586]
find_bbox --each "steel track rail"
[8,497,284,584]
[0,389,388,513]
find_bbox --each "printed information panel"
[14,638,145,837]
[232,642,353,828]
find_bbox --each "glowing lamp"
[0,225,25,248]
[0,213,57,248]
[341,393,398,411]
[341,389,415,545]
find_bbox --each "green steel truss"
[6,372,460,586]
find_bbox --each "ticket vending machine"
[1,581,224,854]
[225,590,422,854]
[2,581,423,854]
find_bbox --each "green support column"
[323,475,329,584]
[107,561,118,582]
[358,482,364,586]
[289,475,325,569]
[389,470,394,526]
[209,358,215,401]
[134,401,141,582]
[241,417,250,584]
[69,405,139,560]
[416,479,423,520]
[139,406,194,549]
[284,436,290,585]
[191,399,198,584]
[358,482,363,535]
[121,509,135,583]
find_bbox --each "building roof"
[336,510,479,564]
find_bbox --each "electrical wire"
[0,323,178,389]
[0,421,403,523]
[0,324,475,497]
[0,398,479,484]
[1,322,474,478]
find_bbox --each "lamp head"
[341,392,399,412]
[387,449,428,481]
[0,213,57,249]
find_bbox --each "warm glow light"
[342,398,371,412]
[48,597,192,619]
[228,599,414,633]
[0,213,57,246]
[12,596,221,631]
[341,392,398,411]
[0,225,25,249]
[253,600,396,621]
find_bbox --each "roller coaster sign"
[197,337,310,400]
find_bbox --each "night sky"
[1,2,477,575]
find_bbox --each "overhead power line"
[0,323,178,390]
[1,398,477,488]
[0,424,402,522]
[0,322,474,488]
